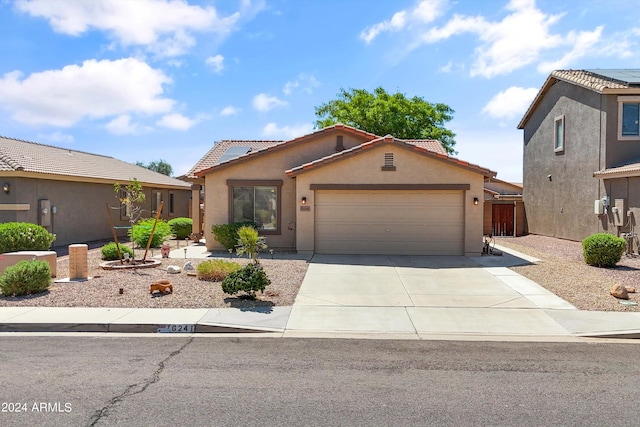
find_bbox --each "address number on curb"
[157,324,195,333]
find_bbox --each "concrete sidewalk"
[1,244,640,340]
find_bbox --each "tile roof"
[193,124,381,177]
[0,135,191,188]
[285,135,496,178]
[185,140,283,179]
[551,70,632,92]
[190,124,450,178]
[593,162,640,179]
[402,139,447,155]
[519,69,640,129]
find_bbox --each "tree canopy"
[314,87,456,154]
[136,159,173,176]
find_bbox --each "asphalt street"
[1,336,639,426]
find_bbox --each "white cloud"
[14,0,255,57]
[0,58,174,127]
[282,74,320,95]
[156,113,196,130]
[482,86,539,121]
[360,0,446,43]
[252,93,288,112]
[206,54,224,73]
[537,26,603,73]
[106,114,145,135]
[220,106,240,116]
[262,122,314,139]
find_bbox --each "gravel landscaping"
[495,235,640,312]
[0,240,308,309]
[1,235,638,312]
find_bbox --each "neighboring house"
[519,69,640,243]
[191,124,496,256]
[483,178,525,237]
[0,136,192,247]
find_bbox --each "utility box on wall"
[613,198,627,226]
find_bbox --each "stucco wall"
[203,131,369,251]
[0,177,190,247]
[292,143,486,255]
[523,80,604,241]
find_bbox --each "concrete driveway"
[285,251,578,339]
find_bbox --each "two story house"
[519,69,640,247]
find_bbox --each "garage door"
[315,190,464,255]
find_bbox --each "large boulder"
[610,284,629,299]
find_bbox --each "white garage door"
[315,190,464,255]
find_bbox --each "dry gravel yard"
[495,235,640,312]
[2,235,639,312]
[0,240,308,309]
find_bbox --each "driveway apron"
[285,254,576,337]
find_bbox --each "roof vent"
[336,135,344,152]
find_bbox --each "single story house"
[519,69,640,244]
[0,136,192,247]
[190,124,496,256]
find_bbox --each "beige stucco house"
[0,136,192,247]
[191,125,496,256]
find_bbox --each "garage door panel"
[314,190,464,255]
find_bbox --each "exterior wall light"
[473,197,479,206]
[2,183,9,194]
[301,196,307,205]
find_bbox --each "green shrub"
[582,233,626,267]
[221,263,271,298]
[0,260,51,297]
[100,242,135,261]
[130,218,172,248]
[168,217,193,240]
[197,259,241,282]
[236,226,267,263]
[211,222,256,250]
[0,222,56,254]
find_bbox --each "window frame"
[169,192,175,216]
[554,115,565,153]
[618,96,640,140]
[227,179,282,235]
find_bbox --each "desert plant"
[130,218,172,248]
[114,178,146,258]
[196,259,242,282]
[236,225,267,263]
[582,233,626,267]
[221,263,271,298]
[100,242,135,261]
[168,217,193,240]
[0,222,56,254]
[0,260,51,297]
[211,221,256,250]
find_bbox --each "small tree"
[114,178,145,260]
[236,226,267,263]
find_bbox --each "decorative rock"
[150,279,173,295]
[183,261,195,271]
[610,283,629,299]
[625,286,636,293]
[161,244,171,258]
[167,265,181,274]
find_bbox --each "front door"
[492,204,514,236]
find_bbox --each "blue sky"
[1,0,639,182]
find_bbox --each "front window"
[554,115,564,153]
[228,180,281,233]
[618,97,640,139]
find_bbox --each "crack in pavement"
[87,337,194,426]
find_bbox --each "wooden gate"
[492,203,514,236]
